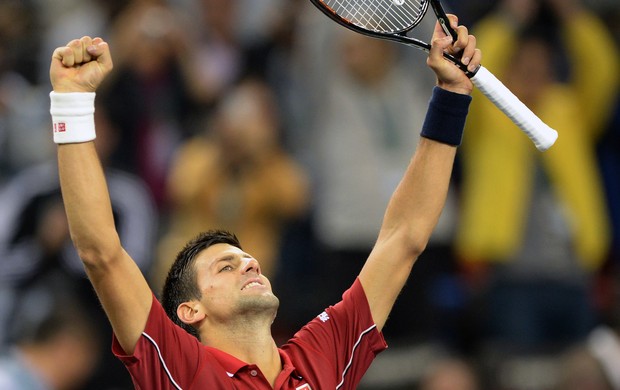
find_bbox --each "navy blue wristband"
[420,86,472,147]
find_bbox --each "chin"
[238,293,280,315]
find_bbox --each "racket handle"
[471,66,558,151]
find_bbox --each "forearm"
[379,138,456,253]
[360,86,470,330]
[380,87,472,252]
[58,142,121,264]
[360,138,457,331]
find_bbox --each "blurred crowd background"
[0,0,619,389]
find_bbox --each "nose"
[241,257,261,275]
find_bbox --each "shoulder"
[281,280,387,389]
[113,295,208,387]
[285,278,387,357]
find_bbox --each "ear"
[177,302,206,326]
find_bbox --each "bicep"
[84,247,153,354]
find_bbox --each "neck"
[202,318,282,386]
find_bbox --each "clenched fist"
[50,36,113,93]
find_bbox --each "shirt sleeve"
[111,294,202,390]
[287,277,388,389]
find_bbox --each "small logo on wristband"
[54,122,66,133]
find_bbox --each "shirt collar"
[207,346,302,379]
[206,346,248,376]
[279,348,303,380]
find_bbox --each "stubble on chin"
[236,292,280,317]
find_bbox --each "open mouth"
[241,281,263,290]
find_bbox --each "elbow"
[381,227,430,260]
[404,224,435,259]
[407,235,429,260]
[71,233,123,269]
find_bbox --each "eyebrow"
[212,255,235,269]
[209,252,254,271]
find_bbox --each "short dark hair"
[161,230,242,340]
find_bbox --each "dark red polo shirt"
[112,278,387,389]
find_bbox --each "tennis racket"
[308,0,558,151]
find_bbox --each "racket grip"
[471,66,558,151]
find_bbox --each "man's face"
[193,243,279,322]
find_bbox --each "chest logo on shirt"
[317,311,330,322]
[296,384,312,390]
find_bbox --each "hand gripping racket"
[308,0,559,151]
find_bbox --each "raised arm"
[50,37,153,353]
[358,17,480,331]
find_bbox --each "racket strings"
[323,0,426,33]
[327,0,406,29]
[351,0,422,31]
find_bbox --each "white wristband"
[49,91,96,144]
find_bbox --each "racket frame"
[308,0,475,76]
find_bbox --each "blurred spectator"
[171,0,303,140]
[419,357,481,390]
[0,0,42,84]
[554,344,614,390]
[34,0,112,85]
[596,92,620,328]
[442,0,496,26]
[0,62,50,182]
[0,100,157,388]
[241,0,309,156]
[456,0,619,354]
[586,325,620,389]
[102,1,206,208]
[596,3,620,270]
[171,0,249,107]
[153,78,310,290]
[0,1,51,180]
[0,273,100,390]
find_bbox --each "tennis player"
[48,16,480,389]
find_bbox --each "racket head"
[309,0,430,35]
